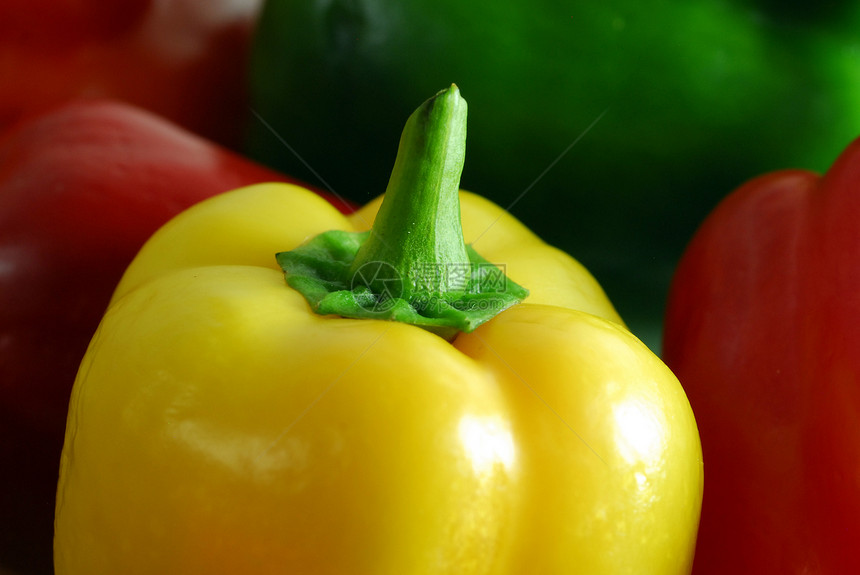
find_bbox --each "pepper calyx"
[276,85,528,339]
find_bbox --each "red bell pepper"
[663,137,860,572]
[0,99,348,575]
[0,0,265,147]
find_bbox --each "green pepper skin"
[246,0,860,349]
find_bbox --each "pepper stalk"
[276,84,528,339]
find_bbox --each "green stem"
[349,84,470,299]
[275,85,528,339]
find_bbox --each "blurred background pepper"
[0,0,266,148]
[662,136,860,574]
[245,0,860,350]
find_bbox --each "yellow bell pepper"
[54,86,702,574]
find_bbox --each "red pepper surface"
[0,99,348,575]
[0,0,265,147]
[663,137,860,573]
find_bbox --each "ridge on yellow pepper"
[54,85,702,574]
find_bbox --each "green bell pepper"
[245,0,860,350]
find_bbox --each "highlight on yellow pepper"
[54,85,703,573]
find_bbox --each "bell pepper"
[0,99,348,575]
[662,137,860,572]
[246,0,860,349]
[55,86,702,573]
[0,0,266,147]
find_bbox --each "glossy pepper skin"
[0,0,266,147]
[246,0,860,348]
[55,87,702,574]
[663,138,860,572]
[0,99,347,575]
